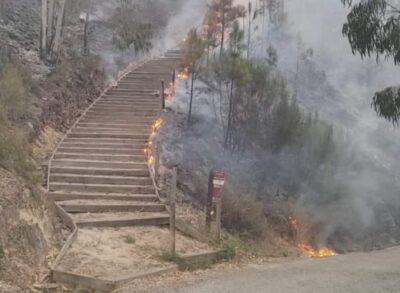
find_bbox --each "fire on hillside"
[289,216,336,258]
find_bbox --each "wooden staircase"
[48,50,181,230]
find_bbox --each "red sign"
[210,170,225,201]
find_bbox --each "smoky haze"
[244,0,400,248]
[160,0,400,251]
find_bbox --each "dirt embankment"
[0,169,65,293]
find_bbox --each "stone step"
[59,199,165,213]
[51,159,147,169]
[48,191,158,202]
[71,212,170,228]
[50,166,149,177]
[54,153,147,162]
[49,182,155,194]
[50,173,152,185]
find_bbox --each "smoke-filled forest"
[1,0,400,292]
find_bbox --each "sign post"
[205,170,225,241]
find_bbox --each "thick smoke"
[247,0,400,248]
[87,0,206,82]
[162,0,400,251]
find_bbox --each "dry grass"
[221,186,298,257]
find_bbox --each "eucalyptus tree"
[182,29,206,125]
[341,0,400,125]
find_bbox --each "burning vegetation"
[289,216,336,258]
[145,118,163,168]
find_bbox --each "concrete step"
[49,182,155,194]
[59,199,165,213]
[50,166,149,177]
[51,159,147,169]
[54,153,147,162]
[50,173,152,185]
[48,191,158,202]
[57,147,145,155]
[71,212,170,228]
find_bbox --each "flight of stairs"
[48,50,182,229]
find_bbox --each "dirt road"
[154,246,400,293]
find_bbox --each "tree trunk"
[83,0,92,55]
[47,0,54,51]
[224,79,234,148]
[219,1,225,57]
[247,2,252,59]
[188,67,195,126]
[52,0,66,58]
[40,0,47,59]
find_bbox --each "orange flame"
[178,67,189,80]
[289,216,336,258]
[145,118,163,168]
[164,82,175,101]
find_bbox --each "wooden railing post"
[170,166,177,253]
[161,80,165,109]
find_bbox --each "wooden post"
[161,80,165,109]
[215,197,222,243]
[40,0,47,59]
[172,68,176,88]
[170,166,177,253]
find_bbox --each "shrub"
[0,126,37,181]
[221,188,267,238]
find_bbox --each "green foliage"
[341,0,400,125]
[0,54,37,181]
[0,125,37,181]
[111,2,153,54]
[0,58,32,123]
[124,235,136,244]
[0,243,4,259]
[182,29,206,68]
[372,86,400,125]
[217,241,237,260]
[222,188,267,238]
